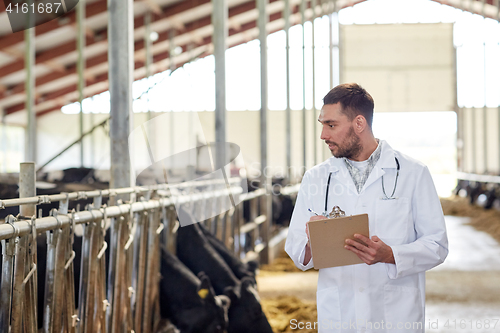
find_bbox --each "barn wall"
[460,107,500,174]
[36,109,324,182]
[341,23,455,113]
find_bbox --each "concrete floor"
[425,216,500,333]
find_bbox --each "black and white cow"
[176,208,273,333]
[197,222,258,285]
[159,248,230,333]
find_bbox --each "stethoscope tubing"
[324,157,400,212]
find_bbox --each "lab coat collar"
[326,140,397,195]
[328,157,357,195]
[376,140,398,169]
[362,140,397,191]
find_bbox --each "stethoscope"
[323,157,400,215]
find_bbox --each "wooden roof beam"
[6,5,293,116]
[0,0,265,99]
[0,0,212,78]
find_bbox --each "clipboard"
[307,213,369,269]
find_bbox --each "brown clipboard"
[307,214,369,269]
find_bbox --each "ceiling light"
[149,31,159,42]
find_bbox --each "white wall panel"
[486,108,500,173]
[341,23,454,113]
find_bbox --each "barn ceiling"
[0,0,498,123]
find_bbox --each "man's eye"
[329,125,334,128]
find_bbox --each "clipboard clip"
[328,206,345,218]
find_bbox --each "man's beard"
[326,126,362,160]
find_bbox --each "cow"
[175,208,273,333]
[0,224,227,332]
[197,222,258,284]
[159,247,230,333]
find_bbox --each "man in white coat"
[285,83,448,333]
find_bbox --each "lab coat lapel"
[330,159,358,196]
[362,140,397,192]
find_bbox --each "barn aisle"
[425,215,500,333]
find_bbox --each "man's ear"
[354,115,366,133]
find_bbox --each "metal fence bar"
[10,234,27,333]
[25,217,38,333]
[0,178,242,209]
[457,172,500,184]
[0,188,243,240]
[133,210,148,333]
[0,232,16,332]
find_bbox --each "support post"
[457,107,463,172]
[145,12,155,151]
[284,0,292,179]
[1,109,6,173]
[329,0,334,90]
[108,0,134,194]
[301,0,307,172]
[483,107,488,173]
[14,163,36,331]
[258,0,271,264]
[472,107,476,173]
[77,0,85,168]
[453,43,460,172]
[212,0,228,170]
[20,162,36,217]
[25,26,36,162]
[483,41,487,173]
[312,0,317,165]
[326,0,335,162]
[337,2,344,85]
[107,0,134,329]
[169,29,176,166]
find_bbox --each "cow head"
[196,272,231,333]
[170,272,230,333]
[224,278,273,333]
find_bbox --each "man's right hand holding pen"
[303,214,326,265]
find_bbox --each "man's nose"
[320,127,328,140]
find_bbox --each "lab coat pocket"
[317,286,341,331]
[375,197,411,245]
[383,285,423,332]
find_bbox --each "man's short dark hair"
[323,83,374,127]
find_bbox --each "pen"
[308,208,320,216]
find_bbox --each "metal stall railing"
[0,172,298,333]
[0,175,241,333]
[456,172,500,206]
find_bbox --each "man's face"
[318,103,362,160]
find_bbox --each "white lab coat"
[285,140,448,333]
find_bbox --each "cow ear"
[246,259,259,275]
[240,278,260,301]
[241,276,256,289]
[197,273,216,300]
[223,286,240,303]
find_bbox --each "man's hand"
[303,215,325,265]
[344,234,395,265]
[305,215,326,240]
